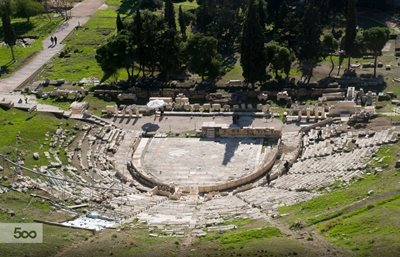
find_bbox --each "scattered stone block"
[395,160,400,168]
[33,153,40,160]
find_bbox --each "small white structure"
[277,91,291,102]
[105,105,118,115]
[70,101,88,115]
[118,93,137,101]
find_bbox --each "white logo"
[0,223,43,243]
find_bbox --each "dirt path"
[0,0,104,93]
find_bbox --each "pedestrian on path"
[50,36,54,47]
[54,36,58,45]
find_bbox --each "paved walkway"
[0,92,65,113]
[0,0,104,93]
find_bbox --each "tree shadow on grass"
[0,22,34,39]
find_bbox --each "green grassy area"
[174,0,198,11]
[173,0,198,37]
[191,219,316,257]
[85,94,115,116]
[39,9,124,82]
[0,108,74,168]
[204,226,282,247]
[0,189,182,257]
[56,227,182,257]
[278,144,400,257]
[37,98,74,111]
[0,15,62,76]
[218,57,243,85]
[0,191,94,257]
[38,94,116,116]
[320,195,400,256]
[106,0,122,7]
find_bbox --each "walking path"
[0,0,104,93]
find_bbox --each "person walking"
[50,36,54,46]
[54,36,58,45]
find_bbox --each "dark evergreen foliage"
[240,0,267,85]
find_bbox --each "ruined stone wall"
[218,127,282,138]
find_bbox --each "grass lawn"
[278,144,400,257]
[190,218,316,257]
[55,226,182,257]
[0,108,75,168]
[218,57,243,85]
[0,191,93,257]
[39,9,124,83]
[0,15,62,76]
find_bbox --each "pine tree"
[344,0,357,69]
[240,0,266,86]
[363,27,390,77]
[1,0,16,61]
[178,5,187,40]
[164,0,176,30]
[116,13,124,32]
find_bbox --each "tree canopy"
[362,27,390,77]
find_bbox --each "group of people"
[50,36,58,47]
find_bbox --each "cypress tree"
[297,0,323,83]
[240,0,266,86]
[344,0,357,69]
[164,0,176,30]
[116,13,124,32]
[133,10,145,76]
[1,9,17,60]
[258,0,266,29]
[178,5,187,40]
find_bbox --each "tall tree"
[240,0,266,86]
[140,10,166,76]
[322,34,339,77]
[258,0,266,29]
[164,0,176,30]
[14,0,44,23]
[344,0,357,69]
[328,0,346,31]
[132,10,145,76]
[186,33,222,80]
[296,0,323,83]
[137,0,163,11]
[362,27,390,77]
[158,29,181,80]
[0,0,16,61]
[178,5,187,40]
[116,13,124,32]
[195,0,213,33]
[96,33,136,81]
[266,41,294,79]
[267,0,281,24]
